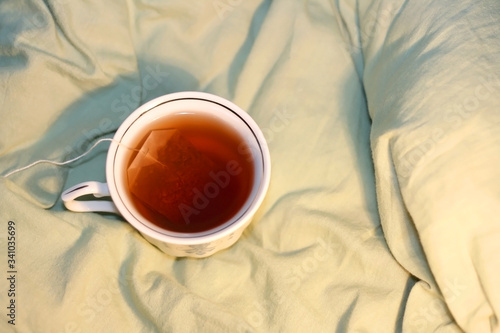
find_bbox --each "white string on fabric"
[2,138,114,178]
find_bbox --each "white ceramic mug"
[61,92,271,258]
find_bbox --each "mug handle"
[61,181,120,214]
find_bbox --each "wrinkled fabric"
[0,0,499,332]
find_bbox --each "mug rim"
[106,91,271,245]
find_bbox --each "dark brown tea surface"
[126,112,255,233]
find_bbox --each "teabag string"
[1,130,195,178]
[2,130,219,226]
[1,138,137,178]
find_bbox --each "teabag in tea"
[127,129,215,225]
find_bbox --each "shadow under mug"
[61,92,271,258]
